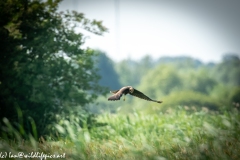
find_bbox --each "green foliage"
[115,59,140,86]
[97,54,239,114]
[137,64,217,99]
[229,87,240,107]
[94,50,121,90]
[153,90,221,112]
[181,68,217,94]
[1,108,240,159]
[212,54,240,86]
[210,84,234,105]
[157,56,204,68]
[115,55,154,87]
[139,64,182,98]
[0,0,107,137]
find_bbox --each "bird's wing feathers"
[108,92,123,101]
[130,88,162,103]
[129,89,152,101]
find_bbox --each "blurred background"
[59,0,240,113]
[59,0,240,63]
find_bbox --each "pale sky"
[59,0,240,63]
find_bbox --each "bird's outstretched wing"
[129,88,162,103]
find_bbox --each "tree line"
[95,51,240,113]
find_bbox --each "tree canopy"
[0,0,107,137]
[94,50,121,90]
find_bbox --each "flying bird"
[108,86,162,103]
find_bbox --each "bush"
[151,90,222,113]
[229,87,240,108]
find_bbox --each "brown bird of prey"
[108,86,162,103]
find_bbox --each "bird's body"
[108,86,162,103]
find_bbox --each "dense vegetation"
[0,0,107,137]
[95,52,240,114]
[1,0,240,159]
[1,108,239,159]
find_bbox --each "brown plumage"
[108,86,162,103]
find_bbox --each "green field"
[1,107,239,160]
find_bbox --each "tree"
[229,87,240,108]
[182,68,217,94]
[115,59,140,86]
[115,55,154,87]
[0,0,107,137]
[149,90,221,113]
[212,54,240,86]
[94,50,121,89]
[138,64,183,98]
[157,56,203,68]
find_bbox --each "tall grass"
[1,107,240,160]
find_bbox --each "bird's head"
[129,87,134,93]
